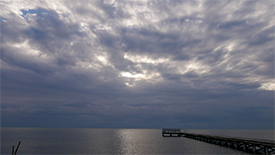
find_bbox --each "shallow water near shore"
[1,128,274,154]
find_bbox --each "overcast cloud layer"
[1,0,274,129]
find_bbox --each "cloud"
[1,0,274,129]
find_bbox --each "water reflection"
[2,128,255,154]
[116,129,145,154]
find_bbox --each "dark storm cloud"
[1,0,274,129]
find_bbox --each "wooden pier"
[162,129,275,154]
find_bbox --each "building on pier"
[162,128,183,137]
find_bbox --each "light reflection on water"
[1,128,266,154]
[116,129,158,154]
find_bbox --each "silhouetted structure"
[162,128,182,137]
[162,129,275,154]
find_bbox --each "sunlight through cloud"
[124,53,169,64]
[259,82,275,91]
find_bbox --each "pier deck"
[183,132,275,154]
[162,129,275,154]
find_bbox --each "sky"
[1,0,274,129]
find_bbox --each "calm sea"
[1,128,274,154]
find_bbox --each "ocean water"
[1,128,274,154]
